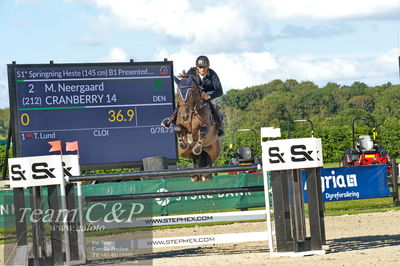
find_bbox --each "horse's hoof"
[180,142,188,149]
[192,146,202,155]
[187,133,193,144]
[161,118,171,128]
[191,175,200,182]
[201,174,212,182]
[174,125,182,133]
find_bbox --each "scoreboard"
[7,61,178,170]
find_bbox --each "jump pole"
[260,127,281,256]
[68,164,260,182]
[89,210,267,229]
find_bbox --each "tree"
[349,81,368,97]
[348,95,375,112]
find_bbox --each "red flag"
[66,141,79,152]
[48,140,62,153]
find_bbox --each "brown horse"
[173,74,221,182]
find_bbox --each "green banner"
[82,173,265,217]
[0,173,266,230]
[0,190,16,231]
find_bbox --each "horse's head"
[174,74,201,105]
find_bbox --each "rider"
[161,55,225,136]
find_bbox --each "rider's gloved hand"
[201,93,211,100]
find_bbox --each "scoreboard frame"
[7,60,178,170]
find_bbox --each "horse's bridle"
[177,78,209,125]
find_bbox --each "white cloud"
[276,55,360,82]
[88,0,400,33]
[270,50,399,86]
[84,0,400,57]
[0,80,9,109]
[159,47,399,93]
[98,47,129,62]
[211,52,279,89]
[276,49,398,86]
[86,0,266,53]
[257,0,400,20]
[374,48,399,69]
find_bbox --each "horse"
[173,74,222,182]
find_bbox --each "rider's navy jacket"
[187,67,223,100]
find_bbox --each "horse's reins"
[178,79,209,124]
[189,84,210,124]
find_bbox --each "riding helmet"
[196,56,210,67]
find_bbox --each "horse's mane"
[178,68,199,84]
[177,70,189,79]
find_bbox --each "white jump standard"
[261,129,326,256]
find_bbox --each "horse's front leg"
[192,125,208,155]
[174,124,189,150]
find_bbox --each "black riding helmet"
[196,56,210,67]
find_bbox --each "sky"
[1,0,400,108]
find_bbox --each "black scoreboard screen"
[8,61,178,170]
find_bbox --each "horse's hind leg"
[191,155,201,182]
[191,152,212,182]
[198,151,213,182]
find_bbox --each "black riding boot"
[213,107,225,137]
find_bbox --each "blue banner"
[303,165,391,202]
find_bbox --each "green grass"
[324,197,394,212]
[305,197,400,217]
[324,162,341,168]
